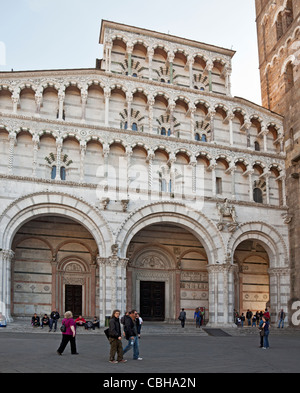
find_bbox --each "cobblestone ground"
[1,319,300,377]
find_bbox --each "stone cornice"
[100,20,236,58]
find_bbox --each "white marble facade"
[0,21,290,326]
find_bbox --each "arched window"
[253,188,263,203]
[254,141,260,151]
[132,73,138,78]
[285,62,294,92]
[132,122,138,131]
[167,129,171,136]
[276,13,283,40]
[195,133,200,141]
[290,128,294,149]
[60,166,66,181]
[285,0,294,28]
[161,127,166,136]
[161,179,167,192]
[51,165,57,180]
[201,134,207,142]
[124,121,128,130]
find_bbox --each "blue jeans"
[263,331,270,348]
[278,319,284,328]
[49,319,58,331]
[123,336,139,359]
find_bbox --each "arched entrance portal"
[233,240,270,316]
[11,216,98,318]
[126,223,208,322]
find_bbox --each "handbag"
[60,322,66,332]
[259,328,264,337]
[104,328,110,340]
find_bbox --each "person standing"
[108,309,126,364]
[262,316,270,349]
[123,310,142,360]
[277,309,286,328]
[258,317,264,348]
[179,308,186,328]
[57,311,78,355]
[194,308,202,328]
[246,309,253,326]
[49,309,60,332]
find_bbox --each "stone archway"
[116,202,225,263]
[0,192,113,321]
[10,215,98,318]
[126,221,209,322]
[228,222,290,323]
[233,240,270,317]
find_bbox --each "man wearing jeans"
[123,310,142,360]
[277,309,286,328]
[49,309,60,332]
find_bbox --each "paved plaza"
[1,321,300,376]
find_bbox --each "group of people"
[234,308,286,350]
[234,309,271,328]
[31,310,100,331]
[31,310,61,331]
[178,307,205,328]
[107,309,143,363]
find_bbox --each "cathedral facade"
[0,20,290,326]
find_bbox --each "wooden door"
[140,281,165,321]
[65,285,82,317]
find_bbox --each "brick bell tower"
[255,0,300,322]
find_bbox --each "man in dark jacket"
[108,310,127,363]
[49,309,60,332]
[123,310,142,360]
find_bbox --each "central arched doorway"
[126,223,209,322]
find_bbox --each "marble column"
[7,131,17,175]
[0,250,15,322]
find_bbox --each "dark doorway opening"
[140,281,165,321]
[65,285,82,317]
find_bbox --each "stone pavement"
[1,319,300,376]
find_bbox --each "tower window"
[285,62,294,92]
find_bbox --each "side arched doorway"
[233,240,270,316]
[11,216,98,318]
[126,223,209,322]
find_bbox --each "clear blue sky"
[0,0,262,105]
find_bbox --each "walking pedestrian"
[277,309,286,328]
[108,309,126,364]
[123,310,142,360]
[179,308,186,328]
[261,316,270,349]
[57,311,78,355]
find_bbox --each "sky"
[0,0,262,105]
